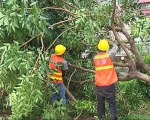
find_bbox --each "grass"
[118,114,150,120]
[129,114,150,120]
[119,101,150,120]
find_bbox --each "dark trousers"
[96,84,117,120]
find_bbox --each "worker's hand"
[107,40,113,45]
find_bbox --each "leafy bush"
[0,42,48,119]
[135,54,150,99]
[116,81,143,116]
[67,100,97,119]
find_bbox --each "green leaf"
[4,16,9,26]
[0,46,7,51]
[0,12,5,18]
[14,19,19,28]
[30,1,37,6]
[40,16,49,20]
[8,61,14,70]
[44,65,51,72]
[0,19,4,26]
[5,0,13,5]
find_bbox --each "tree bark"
[69,63,150,83]
[64,85,76,101]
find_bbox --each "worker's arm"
[62,60,68,78]
[108,41,118,60]
[62,70,67,78]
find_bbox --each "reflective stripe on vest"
[50,72,62,80]
[95,65,113,70]
[49,54,63,81]
[94,54,109,59]
[94,52,118,86]
[50,77,62,81]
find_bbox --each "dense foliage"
[0,0,150,119]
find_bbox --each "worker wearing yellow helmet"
[94,39,118,120]
[98,38,110,51]
[48,44,68,105]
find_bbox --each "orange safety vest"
[94,52,118,86]
[49,54,64,84]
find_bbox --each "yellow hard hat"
[55,44,66,55]
[98,39,109,51]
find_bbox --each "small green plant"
[116,81,143,116]
[67,100,97,119]
[42,100,68,120]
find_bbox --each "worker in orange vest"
[48,44,68,105]
[94,39,118,120]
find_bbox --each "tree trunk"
[64,85,76,101]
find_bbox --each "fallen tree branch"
[30,33,44,75]
[107,26,122,32]
[113,62,130,67]
[120,19,150,75]
[68,63,95,73]
[67,68,76,89]
[111,0,135,68]
[80,80,94,85]
[50,18,77,28]
[73,111,83,120]
[17,6,76,17]
[136,71,150,83]
[65,77,94,85]
[60,0,79,10]
[20,32,43,47]
[0,89,4,98]
[46,26,75,52]
[42,7,76,17]
[64,85,76,101]
[69,62,150,82]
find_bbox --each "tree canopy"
[0,0,150,119]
